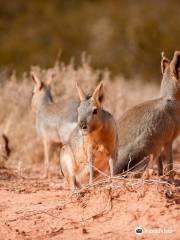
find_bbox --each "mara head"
[160,51,180,100]
[31,72,54,111]
[76,81,105,136]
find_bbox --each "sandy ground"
[0,164,179,240]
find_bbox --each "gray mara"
[31,72,79,178]
[60,81,118,190]
[115,51,180,180]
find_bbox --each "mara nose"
[79,119,87,130]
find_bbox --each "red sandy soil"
[0,167,179,240]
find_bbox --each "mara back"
[31,72,79,144]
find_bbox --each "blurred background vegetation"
[0,0,180,82]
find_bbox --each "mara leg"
[109,151,117,177]
[68,176,76,192]
[88,152,94,185]
[52,142,63,178]
[109,158,114,177]
[60,145,76,191]
[157,153,164,176]
[164,143,174,182]
[58,144,64,178]
[42,140,51,179]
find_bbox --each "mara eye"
[92,108,98,115]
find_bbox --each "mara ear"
[92,81,104,107]
[31,72,43,90]
[170,51,180,79]
[75,81,86,102]
[161,52,170,74]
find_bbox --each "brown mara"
[59,51,180,189]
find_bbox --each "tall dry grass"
[0,56,161,174]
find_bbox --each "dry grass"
[0,56,168,173]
